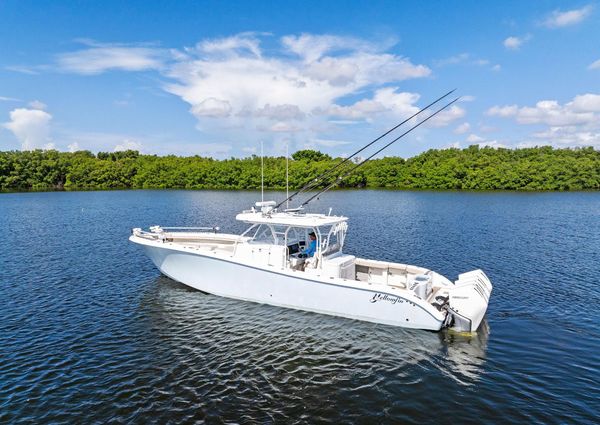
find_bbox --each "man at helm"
[302,231,317,257]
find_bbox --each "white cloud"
[477,140,508,149]
[531,126,600,147]
[0,96,20,102]
[162,33,431,136]
[4,65,41,75]
[250,104,305,121]
[426,105,466,127]
[281,34,377,63]
[191,98,232,118]
[30,33,444,154]
[3,108,52,150]
[487,105,519,118]
[503,35,531,50]
[589,59,600,70]
[57,42,165,75]
[434,53,495,70]
[435,53,470,66]
[570,94,600,112]
[266,122,302,133]
[491,64,501,72]
[114,139,143,152]
[68,142,80,152]
[487,94,599,126]
[28,100,47,110]
[466,133,485,143]
[322,88,421,122]
[198,33,263,58]
[542,5,593,28]
[488,93,600,148]
[454,122,471,134]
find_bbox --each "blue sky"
[1,0,599,158]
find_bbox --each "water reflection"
[138,275,490,392]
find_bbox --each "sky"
[0,0,599,158]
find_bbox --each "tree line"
[0,146,598,192]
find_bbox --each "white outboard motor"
[447,270,493,332]
[410,274,432,300]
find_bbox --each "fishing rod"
[274,89,456,210]
[298,97,460,208]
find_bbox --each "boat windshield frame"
[240,221,347,258]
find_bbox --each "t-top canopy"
[236,210,348,228]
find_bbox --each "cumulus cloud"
[249,104,306,121]
[466,133,485,143]
[114,139,143,152]
[323,88,419,120]
[426,105,466,127]
[161,33,432,138]
[68,142,80,152]
[542,5,593,28]
[487,94,600,126]
[3,108,52,150]
[57,41,166,74]
[281,34,378,63]
[191,98,232,118]
[488,93,600,147]
[503,35,531,50]
[265,122,302,133]
[25,33,456,153]
[454,122,471,134]
[531,126,600,147]
[28,100,47,110]
[589,59,600,70]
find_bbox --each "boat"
[130,200,492,332]
[129,91,492,332]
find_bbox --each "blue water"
[1,190,599,424]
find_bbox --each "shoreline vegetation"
[1,146,599,192]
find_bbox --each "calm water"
[1,190,599,424]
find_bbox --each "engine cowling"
[447,269,493,332]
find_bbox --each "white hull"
[134,236,447,331]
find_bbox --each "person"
[302,231,317,257]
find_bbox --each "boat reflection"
[138,275,489,386]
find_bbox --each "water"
[1,190,599,424]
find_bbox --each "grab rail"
[158,226,220,232]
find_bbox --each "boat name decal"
[370,293,404,305]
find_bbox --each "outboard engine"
[447,270,493,332]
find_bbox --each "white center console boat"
[130,201,492,332]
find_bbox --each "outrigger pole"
[298,96,461,208]
[274,89,456,210]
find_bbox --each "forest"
[0,146,599,192]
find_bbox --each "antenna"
[261,140,264,203]
[286,140,289,209]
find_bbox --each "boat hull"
[134,238,445,331]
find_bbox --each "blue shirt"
[304,239,317,257]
